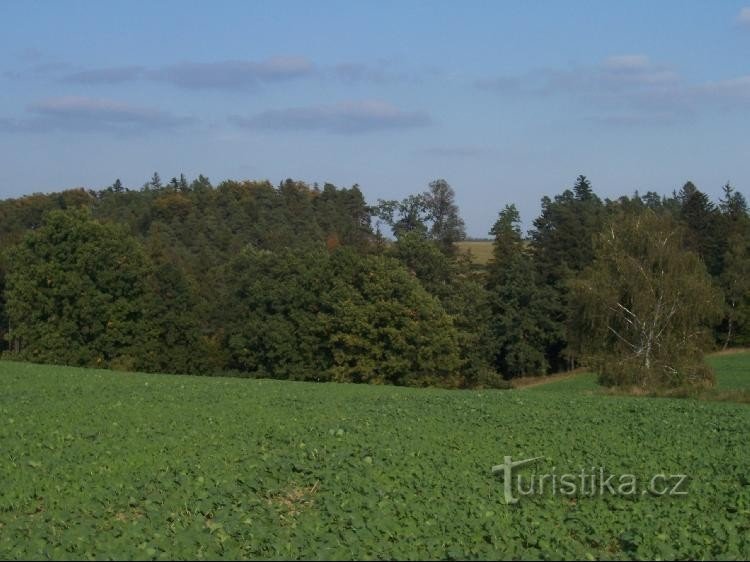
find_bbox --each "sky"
[1,0,749,237]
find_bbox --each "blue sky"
[1,0,749,236]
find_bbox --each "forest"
[0,173,747,390]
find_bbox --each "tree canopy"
[0,172,746,391]
[571,210,722,388]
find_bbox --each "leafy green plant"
[1,356,749,560]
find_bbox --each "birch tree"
[570,210,722,388]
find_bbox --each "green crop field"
[1,355,749,560]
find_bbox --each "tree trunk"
[723,300,735,351]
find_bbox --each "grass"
[708,351,750,391]
[522,371,600,394]
[518,350,750,402]
[0,356,748,559]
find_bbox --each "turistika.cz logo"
[491,456,689,504]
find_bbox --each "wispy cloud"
[476,54,750,126]
[0,96,193,134]
[60,57,313,90]
[475,55,681,107]
[331,60,419,84]
[59,57,425,90]
[147,57,314,90]
[536,55,680,97]
[5,48,75,80]
[738,7,750,26]
[62,66,146,84]
[231,100,431,134]
[694,75,750,107]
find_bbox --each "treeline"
[0,173,747,388]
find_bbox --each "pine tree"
[678,181,724,276]
[150,172,162,191]
[529,176,605,369]
[717,183,750,347]
[487,205,563,378]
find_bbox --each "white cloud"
[474,54,750,126]
[0,96,193,134]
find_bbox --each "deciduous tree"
[571,210,722,388]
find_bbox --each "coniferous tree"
[487,205,563,377]
[678,181,724,276]
[149,172,162,191]
[717,183,750,347]
[529,175,605,369]
[1,171,744,387]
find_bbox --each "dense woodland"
[0,173,747,389]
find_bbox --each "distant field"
[708,351,750,391]
[521,351,750,398]
[0,356,749,560]
[456,240,494,265]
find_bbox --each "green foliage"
[530,175,604,286]
[138,240,212,376]
[375,194,431,240]
[423,178,466,253]
[314,183,373,250]
[325,249,462,386]
[220,246,462,387]
[716,183,750,347]
[719,229,750,347]
[0,172,747,389]
[4,210,150,368]
[528,176,606,370]
[388,232,495,383]
[571,209,722,388]
[0,252,7,353]
[376,179,466,254]
[221,246,333,380]
[1,359,749,560]
[487,205,563,378]
[678,181,724,276]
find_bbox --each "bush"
[593,354,716,390]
